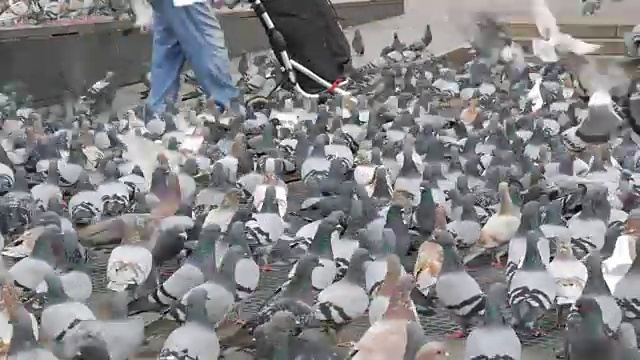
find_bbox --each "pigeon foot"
[530,328,546,337]
[445,330,466,339]
[336,341,356,348]
[490,260,504,268]
[260,264,273,272]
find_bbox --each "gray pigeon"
[464,283,522,359]
[613,237,640,320]
[314,248,372,326]
[506,201,550,282]
[170,242,237,326]
[9,225,63,291]
[254,311,342,360]
[567,297,621,359]
[352,29,365,56]
[40,273,96,343]
[7,299,56,359]
[434,231,486,337]
[225,254,321,349]
[30,160,62,211]
[128,225,218,315]
[160,288,220,360]
[413,182,437,236]
[421,24,432,48]
[507,230,556,336]
[62,292,144,360]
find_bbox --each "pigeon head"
[519,200,541,232]
[184,288,209,323]
[415,341,449,360]
[43,272,67,303]
[223,245,248,267]
[182,158,199,176]
[575,297,603,320]
[36,211,62,227]
[266,311,297,332]
[70,339,111,360]
[455,175,469,193]
[294,254,321,279]
[167,137,179,151]
[348,248,372,269]
[103,160,120,179]
[131,165,144,177]
[260,186,279,214]
[433,230,456,248]
[460,194,477,221]
[385,254,402,278]
[383,273,415,320]
[584,250,605,275]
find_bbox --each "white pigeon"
[531,0,600,62]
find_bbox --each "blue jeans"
[148,0,239,113]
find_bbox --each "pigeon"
[254,311,341,360]
[352,274,447,360]
[613,237,640,320]
[352,29,365,56]
[130,224,215,314]
[464,282,522,359]
[160,288,220,360]
[39,272,96,343]
[567,297,621,359]
[62,292,144,360]
[447,192,481,245]
[434,231,485,338]
[464,182,521,267]
[288,213,342,291]
[9,224,62,291]
[414,209,446,299]
[506,201,550,281]
[245,185,286,269]
[567,187,609,256]
[369,253,416,325]
[105,219,154,293]
[576,251,623,335]
[508,230,556,336]
[531,0,600,62]
[421,25,432,48]
[228,254,321,346]
[171,244,239,326]
[30,160,62,211]
[549,236,588,326]
[314,248,371,328]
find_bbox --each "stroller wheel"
[246,96,269,110]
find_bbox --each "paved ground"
[108,1,640,359]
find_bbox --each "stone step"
[499,16,636,39]
[512,36,625,56]
[440,47,640,78]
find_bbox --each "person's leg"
[148,0,187,114]
[162,1,239,109]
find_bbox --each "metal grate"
[65,179,568,354]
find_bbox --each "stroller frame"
[177,0,356,105]
[248,0,354,102]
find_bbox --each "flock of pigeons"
[1,0,640,359]
[0,0,236,28]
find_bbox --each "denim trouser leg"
[148,0,238,113]
[148,9,186,114]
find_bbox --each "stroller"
[244,0,354,104]
[181,0,356,106]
